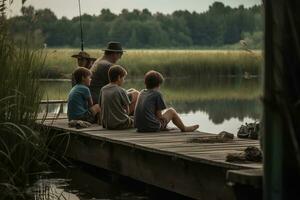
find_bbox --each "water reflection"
[171,99,260,124]
[40,77,261,133]
[29,164,191,200]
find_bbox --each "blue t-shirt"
[67,84,91,120]
[134,89,167,132]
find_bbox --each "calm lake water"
[40,76,261,134]
[30,162,192,200]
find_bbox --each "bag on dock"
[226,146,262,163]
[68,120,92,129]
[237,122,260,140]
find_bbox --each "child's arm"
[125,105,130,114]
[120,88,131,114]
[155,92,167,120]
[81,85,94,107]
[87,96,94,107]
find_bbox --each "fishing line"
[78,0,84,51]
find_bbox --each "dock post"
[264,1,300,199]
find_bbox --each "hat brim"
[102,49,125,52]
[71,55,96,60]
[71,54,81,58]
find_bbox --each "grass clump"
[43,48,263,79]
[120,50,262,78]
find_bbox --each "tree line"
[8,2,263,48]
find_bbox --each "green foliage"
[41,48,263,79]
[241,31,263,49]
[8,2,263,48]
[0,24,43,198]
[0,1,70,199]
[0,30,45,124]
[0,5,68,199]
[119,50,262,78]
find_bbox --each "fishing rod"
[78,0,84,51]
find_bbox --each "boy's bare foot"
[182,125,199,132]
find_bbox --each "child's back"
[68,84,91,120]
[134,89,166,132]
[100,83,133,129]
[134,70,199,133]
[67,67,100,123]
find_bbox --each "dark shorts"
[78,110,95,123]
[159,117,168,130]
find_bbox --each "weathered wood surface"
[38,116,263,200]
[227,169,262,188]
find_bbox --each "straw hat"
[71,51,96,61]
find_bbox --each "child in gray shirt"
[134,70,199,132]
[99,65,139,129]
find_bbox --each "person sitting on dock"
[134,70,199,132]
[67,67,100,123]
[99,65,139,129]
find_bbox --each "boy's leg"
[162,108,185,131]
[127,89,140,115]
[162,108,199,132]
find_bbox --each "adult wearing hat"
[89,41,125,104]
[89,41,139,117]
[71,51,96,87]
[71,51,96,69]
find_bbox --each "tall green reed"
[0,41,45,124]
[0,5,68,199]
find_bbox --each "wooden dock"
[38,114,263,200]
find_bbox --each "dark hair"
[144,70,164,89]
[108,65,127,82]
[73,67,91,84]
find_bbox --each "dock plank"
[158,146,260,154]
[37,117,263,200]
[147,141,259,149]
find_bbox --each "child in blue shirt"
[134,70,199,132]
[67,67,100,123]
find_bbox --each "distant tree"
[108,17,131,44]
[21,5,34,17]
[141,9,152,20]
[8,3,263,48]
[128,29,139,48]
[99,9,116,21]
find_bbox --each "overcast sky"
[8,0,261,19]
